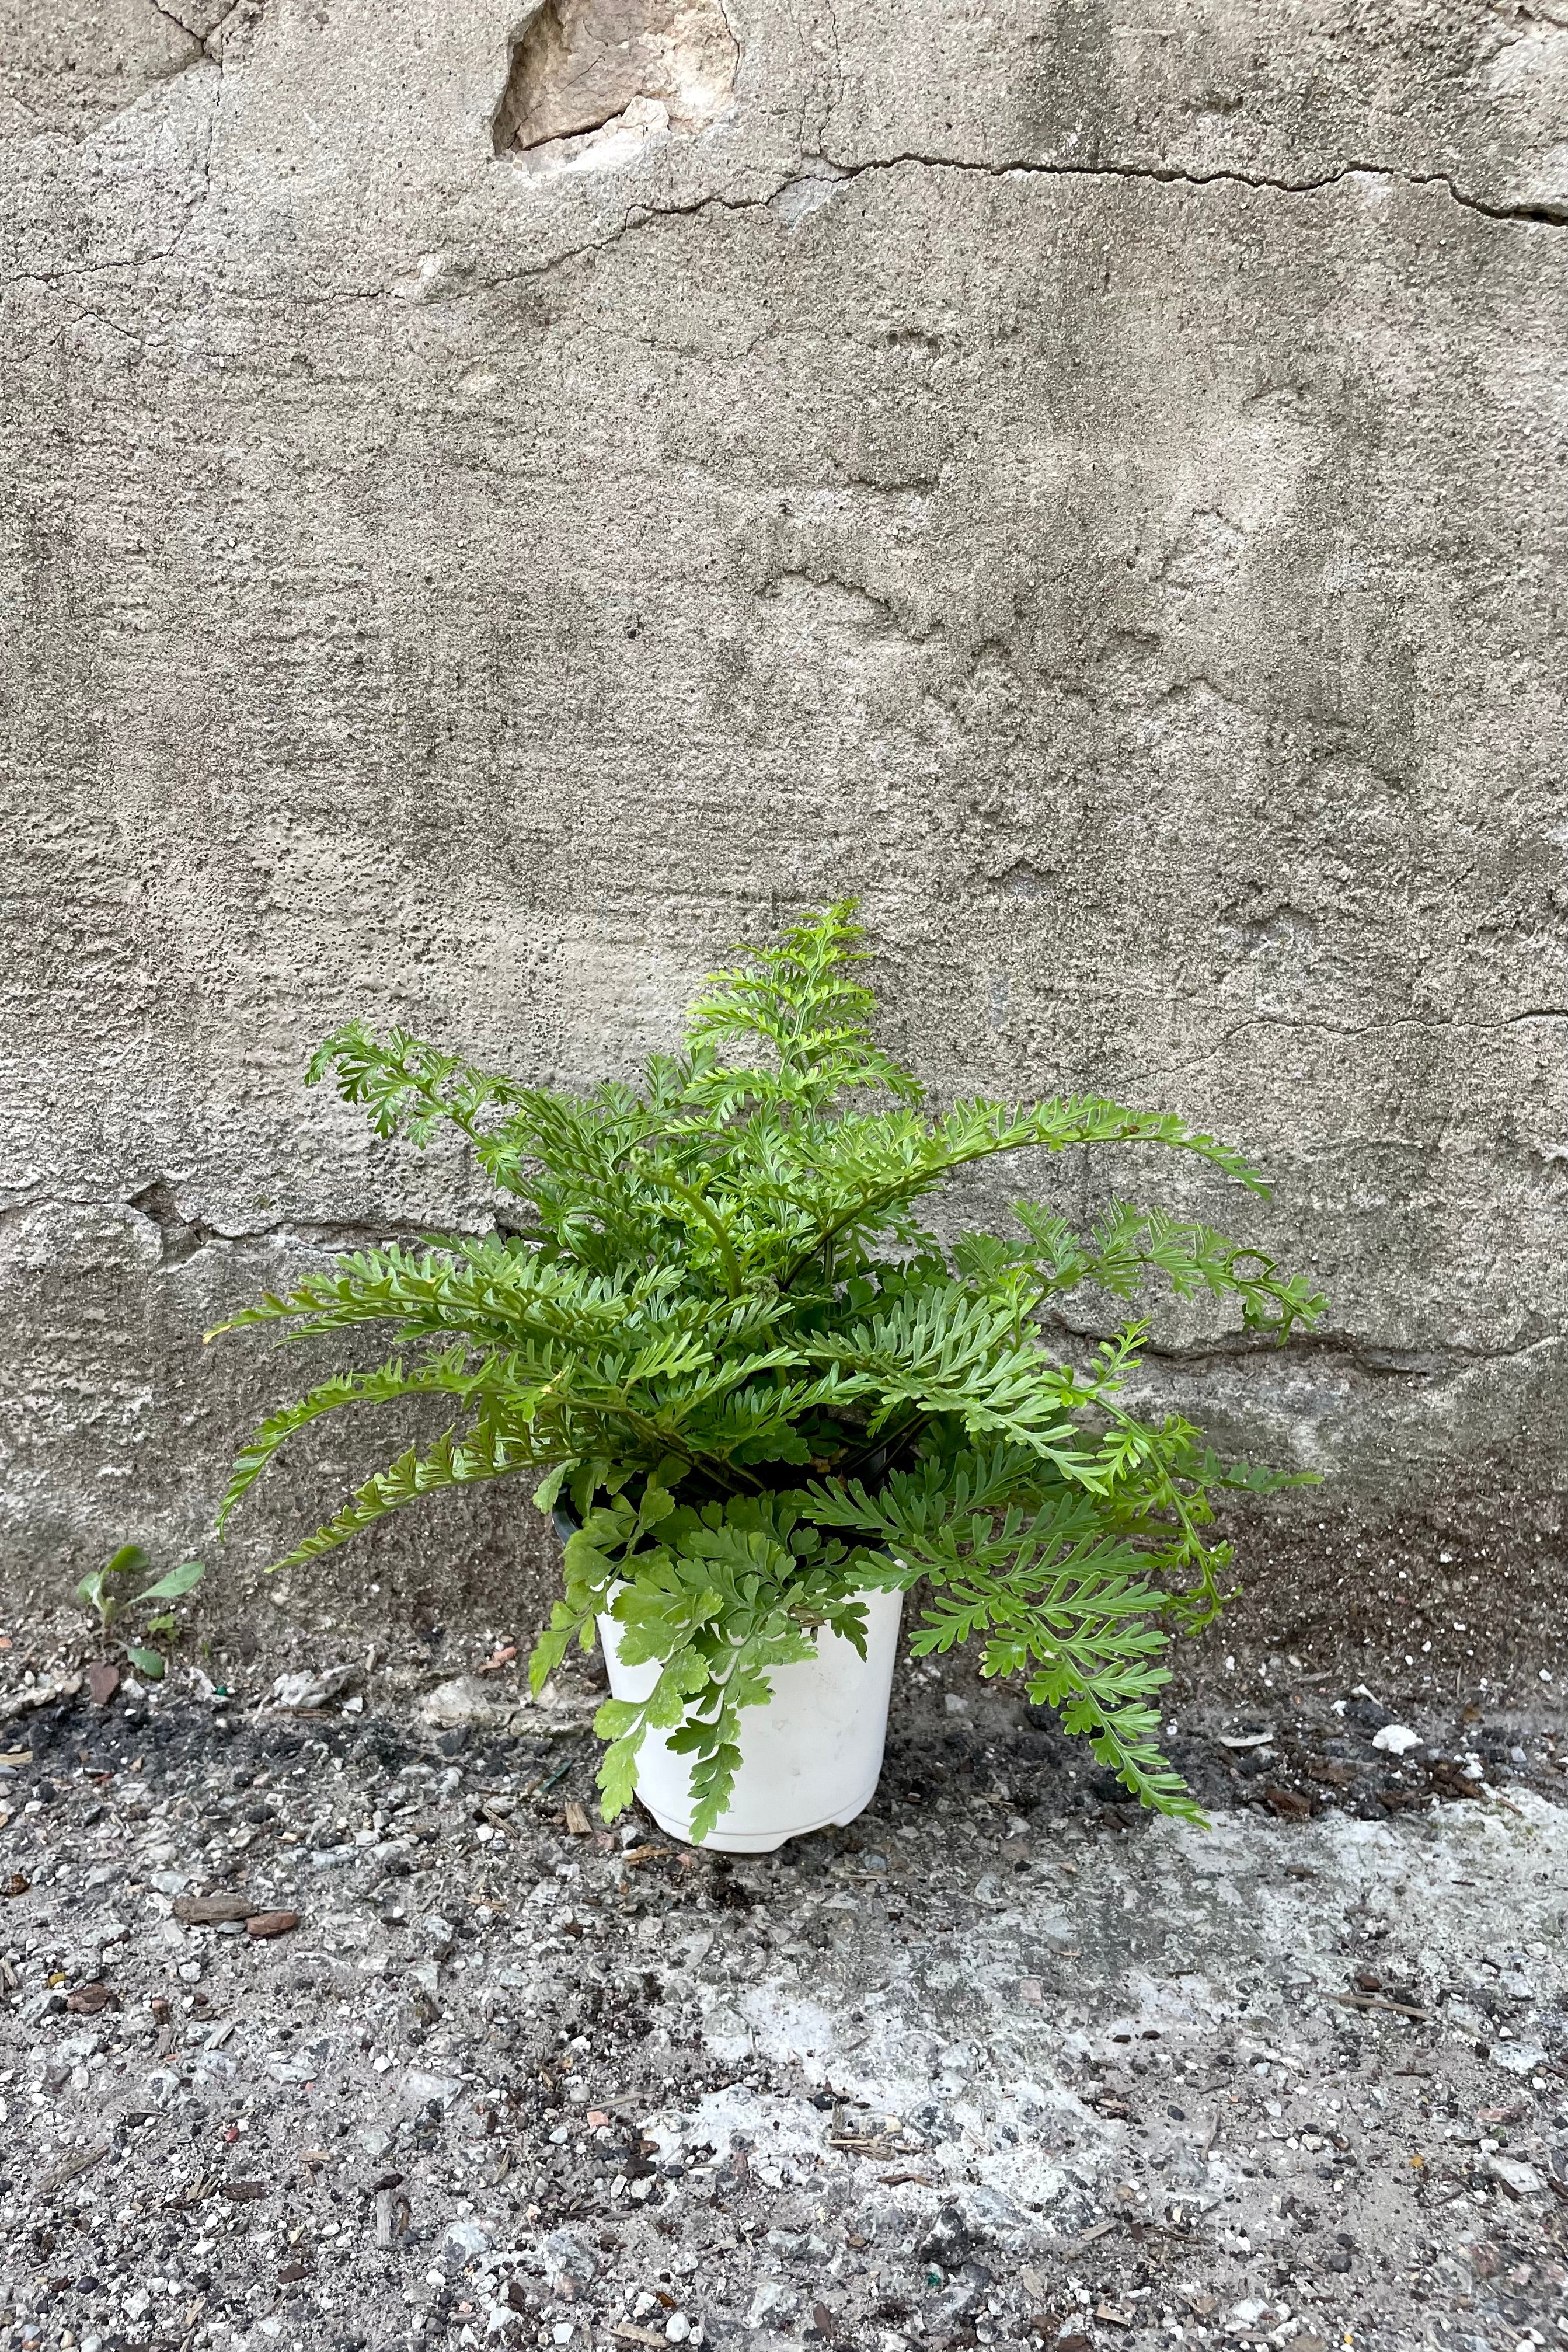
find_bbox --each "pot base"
[637,1771,884,1855]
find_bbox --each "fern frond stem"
[372,1041,506,1161]
[837,1409,932,1480]
[777,1126,1216,1291]
[639,1171,744,1297]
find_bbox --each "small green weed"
[75,1546,206,1680]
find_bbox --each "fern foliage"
[211,901,1324,1834]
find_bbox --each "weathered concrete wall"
[2,0,1566,1643]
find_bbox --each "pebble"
[270,1667,357,1712]
[1487,2154,1547,2196]
[172,1892,255,1925]
[441,2218,493,2267]
[374,2187,412,2247]
[419,1675,513,1730]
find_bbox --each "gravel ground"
[2,1644,1566,2352]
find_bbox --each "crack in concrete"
[142,0,205,53]
[8,1193,1560,1385]
[200,0,253,53]
[16,127,1562,319]
[0,1191,496,1263]
[459,140,1566,312]
[810,148,1568,229]
[143,0,251,58]
[1130,1329,1567,1378]
[127,1199,492,1266]
[761,563,938,640]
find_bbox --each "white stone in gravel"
[747,2283,799,2327]
[645,2085,830,2171]
[442,2219,493,2267]
[1487,2155,1546,2195]
[1370,1724,1422,1755]
[1490,2042,1549,2076]
[419,1675,507,1729]
[270,1666,356,1711]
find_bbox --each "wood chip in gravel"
[1263,1785,1314,1816]
[1053,2217,1117,2254]
[173,1892,255,1925]
[374,2186,410,2246]
[40,2144,110,2193]
[244,1909,301,1938]
[1334,1991,1430,2019]
[85,1662,120,1708]
[65,1981,119,2013]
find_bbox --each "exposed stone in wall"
[1,0,1564,1641]
[493,0,739,175]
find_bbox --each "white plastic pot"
[597,1587,905,1853]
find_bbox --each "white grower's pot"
[597,1587,905,1853]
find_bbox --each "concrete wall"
[3,0,1566,1645]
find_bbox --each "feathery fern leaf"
[214,899,1324,1837]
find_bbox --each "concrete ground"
[1,1646,1565,2352]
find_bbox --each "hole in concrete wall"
[492,0,738,172]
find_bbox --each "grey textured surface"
[2,1663,1567,2352]
[2,0,1566,1648]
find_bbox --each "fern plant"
[211,903,1323,1839]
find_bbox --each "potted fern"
[212,903,1323,1847]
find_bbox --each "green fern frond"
[214,897,1323,1834]
[685,899,924,1108]
[216,1347,541,1531]
[266,1410,549,1575]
